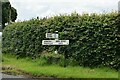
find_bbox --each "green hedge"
[2,12,120,69]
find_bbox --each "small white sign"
[42,40,69,45]
[46,33,58,38]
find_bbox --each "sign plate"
[46,33,58,38]
[42,40,69,45]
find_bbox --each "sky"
[8,0,120,21]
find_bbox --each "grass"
[2,53,119,78]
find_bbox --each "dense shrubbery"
[39,51,64,66]
[2,12,120,69]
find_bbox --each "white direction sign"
[42,40,69,45]
[46,33,58,39]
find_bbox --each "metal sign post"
[46,33,58,39]
[42,40,69,45]
[42,31,69,67]
[43,31,69,45]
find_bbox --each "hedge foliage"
[2,12,120,69]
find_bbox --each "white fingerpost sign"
[46,33,58,39]
[42,31,69,67]
[42,40,69,45]
[42,31,69,45]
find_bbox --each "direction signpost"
[42,40,69,45]
[42,31,69,67]
[46,33,58,39]
[43,32,69,45]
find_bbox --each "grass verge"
[2,53,118,78]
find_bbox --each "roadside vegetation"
[2,12,120,78]
[2,53,118,78]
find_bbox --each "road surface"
[2,73,26,78]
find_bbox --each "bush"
[2,12,120,69]
[40,51,64,66]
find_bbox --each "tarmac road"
[1,73,49,80]
[2,73,26,78]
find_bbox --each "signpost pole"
[64,50,66,67]
[42,30,69,67]
[55,31,58,54]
